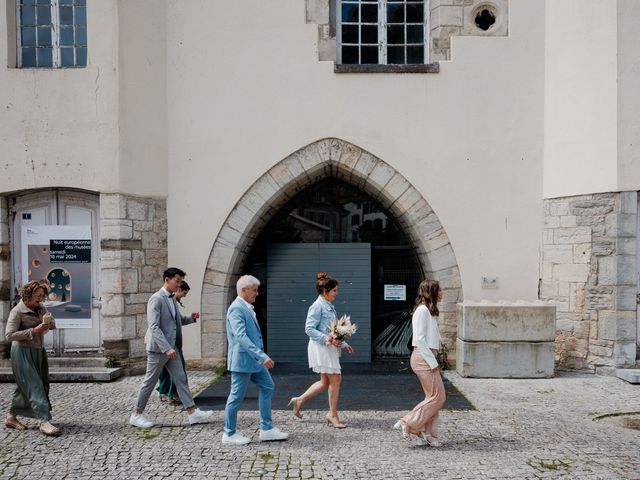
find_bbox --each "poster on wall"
[21,225,92,329]
[384,284,406,301]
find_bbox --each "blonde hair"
[20,280,50,302]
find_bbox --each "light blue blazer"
[305,295,349,348]
[226,297,267,373]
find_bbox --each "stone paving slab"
[0,370,639,479]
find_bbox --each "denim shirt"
[304,295,349,348]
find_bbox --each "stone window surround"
[200,137,463,367]
[306,0,509,69]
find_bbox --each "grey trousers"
[135,352,195,412]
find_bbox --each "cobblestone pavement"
[0,370,639,479]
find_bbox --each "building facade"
[0,0,638,374]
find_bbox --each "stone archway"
[200,138,462,365]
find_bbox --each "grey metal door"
[267,243,371,363]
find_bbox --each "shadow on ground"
[194,360,474,411]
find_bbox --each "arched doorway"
[200,138,462,366]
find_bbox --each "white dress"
[305,296,343,374]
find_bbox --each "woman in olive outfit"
[4,280,60,436]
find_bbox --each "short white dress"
[305,296,345,374]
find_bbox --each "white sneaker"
[129,413,154,428]
[187,408,213,425]
[259,427,289,442]
[222,432,251,445]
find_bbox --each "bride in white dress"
[287,272,354,428]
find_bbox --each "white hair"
[236,275,260,295]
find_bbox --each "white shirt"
[411,304,441,369]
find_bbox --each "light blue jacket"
[305,295,349,348]
[226,297,267,373]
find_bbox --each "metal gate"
[266,243,371,363]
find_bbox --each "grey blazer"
[145,289,195,354]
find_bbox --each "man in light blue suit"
[222,275,289,445]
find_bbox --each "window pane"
[75,6,87,25]
[76,26,87,46]
[60,47,74,66]
[21,6,36,26]
[60,26,74,45]
[36,0,50,4]
[75,0,86,5]
[37,47,53,67]
[60,0,73,3]
[387,3,404,23]
[360,46,378,64]
[21,47,37,67]
[406,3,424,23]
[341,46,358,64]
[341,3,358,22]
[387,25,404,44]
[23,0,37,5]
[37,27,52,46]
[59,6,73,25]
[387,46,404,64]
[21,27,36,46]
[36,6,50,25]
[406,25,423,44]
[361,25,377,44]
[361,3,377,22]
[342,24,358,44]
[76,46,87,66]
[407,45,424,64]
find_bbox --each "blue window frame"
[17,0,87,68]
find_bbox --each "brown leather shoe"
[39,421,61,436]
[5,415,27,431]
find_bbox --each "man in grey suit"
[129,267,212,428]
[222,275,288,445]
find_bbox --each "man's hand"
[191,312,200,321]
[263,356,274,369]
[165,348,178,359]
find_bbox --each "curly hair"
[412,279,441,317]
[19,279,50,303]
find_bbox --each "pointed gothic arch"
[200,138,462,364]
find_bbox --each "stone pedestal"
[456,302,556,378]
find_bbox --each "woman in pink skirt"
[394,279,446,447]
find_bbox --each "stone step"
[0,356,111,369]
[0,366,123,382]
[616,369,640,384]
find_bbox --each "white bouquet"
[327,314,357,357]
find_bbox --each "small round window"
[474,5,497,31]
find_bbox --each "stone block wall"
[306,0,509,63]
[541,192,638,372]
[100,193,168,372]
[0,197,10,359]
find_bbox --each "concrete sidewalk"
[0,370,638,479]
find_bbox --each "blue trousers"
[223,367,274,436]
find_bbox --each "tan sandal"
[39,422,61,436]
[5,415,27,431]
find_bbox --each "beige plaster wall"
[0,0,167,198]
[617,0,640,190]
[0,0,120,194]
[166,0,545,358]
[544,0,640,198]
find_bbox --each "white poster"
[384,284,406,301]
[22,225,92,328]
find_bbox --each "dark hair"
[163,267,186,281]
[412,279,441,316]
[176,281,190,306]
[316,272,338,295]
